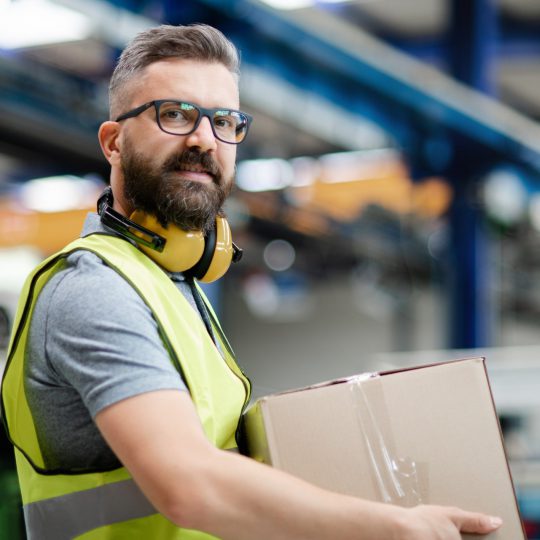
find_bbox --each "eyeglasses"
[115,99,252,145]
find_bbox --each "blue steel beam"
[445,0,496,348]
[183,0,540,350]
[192,0,540,177]
[317,2,540,67]
[3,0,539,176]
[0,55,108,176]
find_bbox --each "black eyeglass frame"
[115,99,252,145]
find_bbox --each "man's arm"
[95,390,502,540]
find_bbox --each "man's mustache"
[162,150,221,183]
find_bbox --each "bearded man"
[2,23,502,540]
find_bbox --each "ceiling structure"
[340,0,540,118]
[1,0,540,182]
[2,0,540,349]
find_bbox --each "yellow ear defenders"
[97,187,242,282]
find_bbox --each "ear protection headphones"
[97,187,242,282]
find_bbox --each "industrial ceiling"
[1,0,540,180]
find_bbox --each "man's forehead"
[131,59,239,105]
[140,58,236,83]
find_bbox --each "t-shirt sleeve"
[42,251,188,418]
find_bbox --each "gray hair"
[109,24,240,119]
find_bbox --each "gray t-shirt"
[25,213,195,471]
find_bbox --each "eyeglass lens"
[157,101,248,143]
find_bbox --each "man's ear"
[98,121,121,166]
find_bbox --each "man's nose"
[185,115,217,152]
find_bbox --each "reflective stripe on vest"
[24,479,155,540]
[2,233,251,539]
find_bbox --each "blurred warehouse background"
[3,0,540,536]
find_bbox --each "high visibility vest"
[1,233,251,540]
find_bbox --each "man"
[2,24,502,539]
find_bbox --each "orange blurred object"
[0,201,91,254]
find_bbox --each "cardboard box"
[241,357,525,539]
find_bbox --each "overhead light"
[259,0,355,9]
[237,159,295,192]
[259,0,314,9]
[0,0,92,49]
[483,167,528,226]
[19,175,101,212]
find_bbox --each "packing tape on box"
[349,374,424,506]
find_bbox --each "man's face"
[116,59,239,232]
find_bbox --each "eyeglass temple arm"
[115,102,154,122]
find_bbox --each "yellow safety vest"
[1,233,251,540]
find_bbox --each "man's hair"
[109,24,240,119]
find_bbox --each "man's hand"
[395,504,503,539]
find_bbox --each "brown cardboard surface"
[242,357,525,539]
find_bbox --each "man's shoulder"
[54,247,129,288]
[39,247,141,318]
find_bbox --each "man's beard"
[121,141,233,233]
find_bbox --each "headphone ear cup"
[189,217,234,283]
[129,211,205,273]
[112,208,233,280]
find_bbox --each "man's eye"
[214,116,234,129]
[162,109,184,120]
